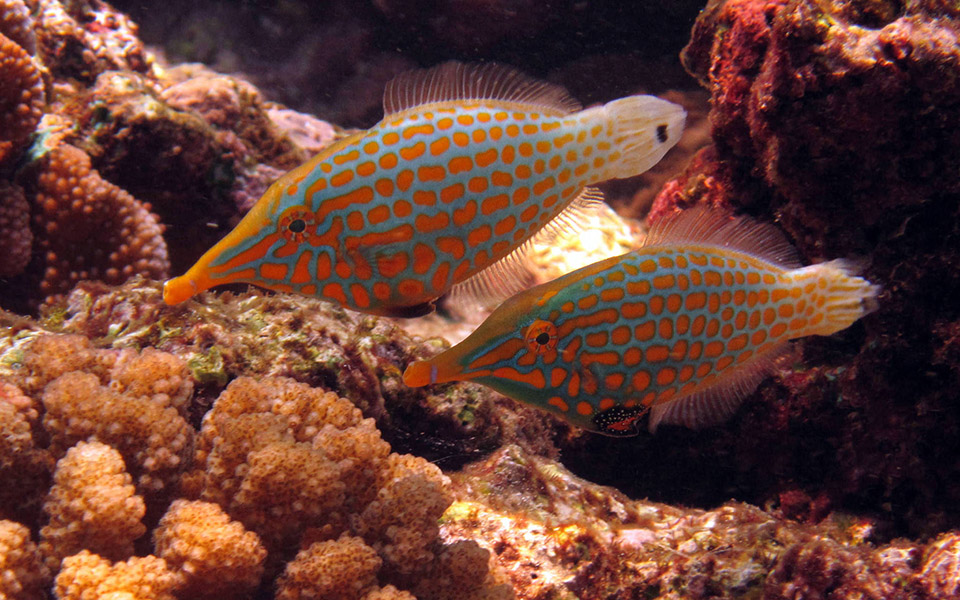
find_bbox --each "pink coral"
[11,333,108,396]
[0,380,52,520]
[0,31,44,164]
[108,347,194,417]
[38,441,146,572]
[361,586,418,600]
[0,181,32,278]
[0,0,37,55]
[353,453,451,575]
[187,377,381,549]
[29,144,169,304]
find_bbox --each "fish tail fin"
[801,258,880,336]
[585,95,686,180]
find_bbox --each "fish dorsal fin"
[644,206,801,269]
[448,187,605,311]
[383,61,582,118]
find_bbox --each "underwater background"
[1,0,959,598]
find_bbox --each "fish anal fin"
[383,61,581,118]
[447,187,605,312]
[648,343,794,432]
[645,206,801,269]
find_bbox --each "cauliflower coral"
[153,499,265,599]
[0,331,511,600]
[38,441,146,572]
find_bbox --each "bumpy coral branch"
[0,519,48,600]
[38,440,146,572]
[275,535,383,600]
[31,144,169,303]
[0,181,32,277]
[54,550,180,600]
[153,499,265,599]
[41,371,192,496]
[0,0,37,55]
[0,380,52,520]
[0,31,44,164]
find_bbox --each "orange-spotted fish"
[162,62,686,316]
[403,208,880,436]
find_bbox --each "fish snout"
[402,357,465,387]
[163,275,198,305]
[402,361,436,387]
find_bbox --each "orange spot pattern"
[224,102,646,322]
[451,246,820,429]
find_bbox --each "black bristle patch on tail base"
[656,124,668,143]
[593,405,648,437]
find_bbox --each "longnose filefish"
[162,61,686,317]
[403,208,880,436]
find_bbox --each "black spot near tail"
[656,124,669,144]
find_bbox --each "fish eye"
[279,208,316,242]
[524,319,558,355]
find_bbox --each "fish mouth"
[402,357,474,387]
[162,252,228,305]
[163,275,200,305]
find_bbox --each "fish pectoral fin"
[381,300,437,318]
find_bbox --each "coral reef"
[0,311,516,599]
[0,144,170,312]
[153,499,265,599]
[0,519,48,600]
[0,29,44,165]
[0,181,32,277]
[2,274,960,598]
[680,0,960,257]
[38,440,146,571]
[274,535,382,600]
[443,444,946,600]
[54,550,179,600]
